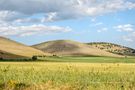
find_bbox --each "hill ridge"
[87,42,135,56]
[0,37,50,59]
[32,40,122,57]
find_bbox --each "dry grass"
[0,62,135,90]
[32,40,121,57]
[0,37,50,59]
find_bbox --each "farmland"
[0,57,135,90]
[39,56,135,63]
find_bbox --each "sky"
[0,0,135,48]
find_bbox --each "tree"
[53,54,57,56]
[32,56,37,61]
[132,50,135,53]
[0,57,3,60]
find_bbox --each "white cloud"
[14,12,58,23]
[0,0,135,37]
[0,0,135,22]
[97,28,108,33]
[91,18,96,22]
[123,36,134,42]
[42,12,58,22]
[123,32,135,42]
[0,24,71,37]
[0,10,27,22]
[114,24,134,32]
[114,24,135,42]
[94,22,103,26]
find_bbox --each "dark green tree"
[32,56,37,61]
[0,57,3,60]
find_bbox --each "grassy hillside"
[0,37,50,59]
[87,42,135,56]
[32,40,121,57]
[0,50,26,59]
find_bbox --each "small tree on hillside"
[32,56,37,61]
[132,50,135,53]
[0,57,3,60]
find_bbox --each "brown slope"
[0,50,26,59]
[32,40,122,57]
[0,36,50,59]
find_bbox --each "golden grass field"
[0,62,135,90]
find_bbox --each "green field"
[39,56,135,63]
[0,57,135,90]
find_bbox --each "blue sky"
[0,0,135,48]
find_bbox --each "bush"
[53,54,57,57]
[0,57,3,60]
[32,56,37,61]
[132,50,135,53]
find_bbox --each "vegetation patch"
[87,42,135,56]
[0,62,135,90]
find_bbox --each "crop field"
[0,57,135,90]
[39,56,135,63]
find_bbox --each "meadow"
[39,56,135,63]
[0,57,135,90]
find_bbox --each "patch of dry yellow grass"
[33,40,121,57]
[0,37,50,58]
[0,62,135,90]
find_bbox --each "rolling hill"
[87,42,135,56]
[0,37,50,59]
[32,40,122,57]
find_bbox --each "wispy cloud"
[123,32,135,42]
[114,24,134,32]
[94,22,103,26]
[97,28,108,33]
[114,24,135,42]
[0,24,71,37]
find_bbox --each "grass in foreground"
[0,62,135,90]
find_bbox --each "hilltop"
[32,40,121,57]
[0,37,50,59]
[87,42,135,56]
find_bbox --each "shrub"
[132,50,135,53]
[53,54,57,57]
[32,56,37,61]
[0,57,3,60]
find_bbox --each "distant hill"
[0,37,50,59]
[87,42,135,56]
[32,40,121,57]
